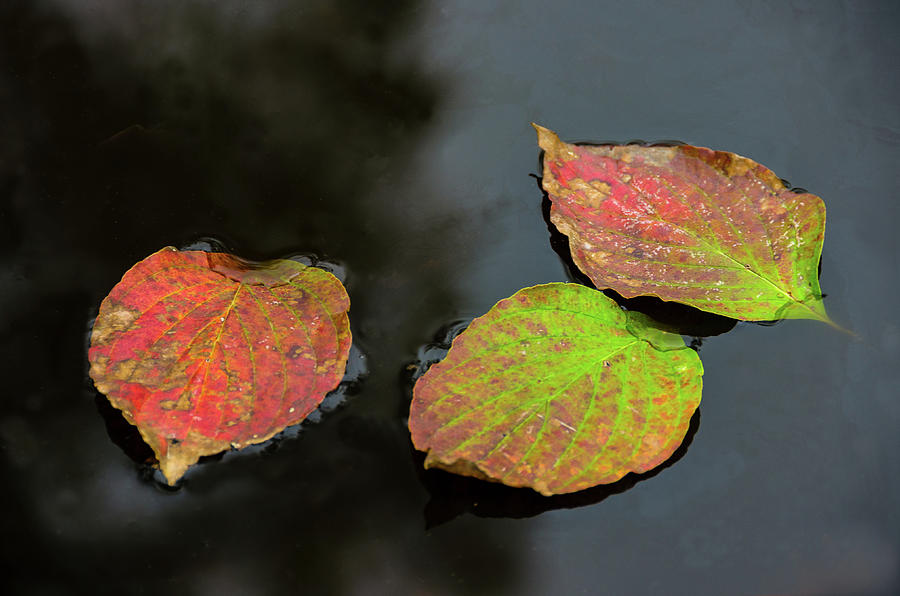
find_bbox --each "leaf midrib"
[558,176,824,320]
[430,339,640,458]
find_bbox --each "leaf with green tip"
[409,283,703,496]
[88,247,351,484]
[535,124,831,324]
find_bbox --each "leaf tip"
[819,312,856,337]
[154,438,209,486]
[158,459,188,486]
[532,123,562,153]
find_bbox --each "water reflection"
[1,0,526,593]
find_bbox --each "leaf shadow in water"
[416,409,700,527]
[403,324,701,527]
[92,306,370,489]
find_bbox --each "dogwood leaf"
[409,283,702,496]
[89,247,351,484]
[535,124,830,323]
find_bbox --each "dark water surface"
[2,1,899,594]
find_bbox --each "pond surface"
[2,1,899,594]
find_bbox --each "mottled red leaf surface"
[535,124,830,323]
[409,283,703,496]
[89,247,351,484]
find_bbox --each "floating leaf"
[409,283,702,496]
[89,247,351,484]
[535,124,830,323]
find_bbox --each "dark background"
[2,1,898,594]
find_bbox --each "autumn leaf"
[535,124,831,323]
[88,247,351,484]
[409,283,702,496]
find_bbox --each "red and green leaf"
[535,124,830,323]
[88,247,351,484]
[409,283,703,496]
